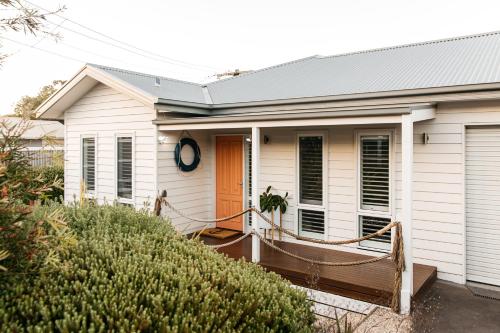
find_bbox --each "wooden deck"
[200,235,437,307]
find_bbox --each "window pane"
[359,215,391,245]
[360,135,389,211]
[82,137,95,191]
[299,136,323,205]
[299,209,325,235]
[117,137,132,199]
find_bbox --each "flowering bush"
[0,203,315,332]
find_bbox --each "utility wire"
[0,35,85,63]
[24,0,218,71]
[44,18,214,73]
[1,35,201,80]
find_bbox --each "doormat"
[198,228,241,239]
[467,283,500,301]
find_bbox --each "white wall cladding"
[64,83,156,207]
[257,100,500,285]
[411,99,500,284]
[156,130,214,234]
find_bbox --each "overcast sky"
[1,0,500,114]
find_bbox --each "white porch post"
[251,126,261,263]
[400,114,414,314]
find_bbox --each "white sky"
[1,0,500,114]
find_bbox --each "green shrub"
[0,203,315,332]
[1,120,64,271]
[35,164,64,202]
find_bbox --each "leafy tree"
[13,80,66,119]
[0,0,65,66]
[0,118,65,271]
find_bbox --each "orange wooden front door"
[216,136,244,231]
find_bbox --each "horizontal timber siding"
[64,83,156,207]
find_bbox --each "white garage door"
[466,127,500,286]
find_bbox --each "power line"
[1,35,203,80]
[24,0,218,71]
[0,35,86,63]
[44,17,215,73]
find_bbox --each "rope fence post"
[251,126,261,263]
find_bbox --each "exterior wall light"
[158,135,168,144]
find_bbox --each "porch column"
[400,114,414,314]
[251,126,261,262]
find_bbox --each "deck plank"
[200,235,437,307]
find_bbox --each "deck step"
[294,285,378,315]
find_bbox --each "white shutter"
[297,135,325,238]
[117,137,133,199]
[466,127,500,286]
[360,136,390,211]
[82,137,95,192]
[358,134,392,251]
[299,209,325,235]
[359,215,391,248]
[299,136,323,205]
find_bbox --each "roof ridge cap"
[206,55,320,86]
[87,63,202,86]
[317,30,500,60]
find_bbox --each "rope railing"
[156,196,405,313]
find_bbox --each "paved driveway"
[413,280,500,333]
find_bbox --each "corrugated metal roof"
[88,64,207,104]
[90,31,500,107]
[0,117,64,139]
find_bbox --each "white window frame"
[115,132,135,205]
[296,131,328,239]
[356,129,395,251]
[80,134,97,198]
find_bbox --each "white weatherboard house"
[38,31,500,314]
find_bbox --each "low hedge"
[0,203,315,332]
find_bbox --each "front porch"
[200,234,437,307]
[158,104,438,314]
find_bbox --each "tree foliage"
[0,0,65,66]
[13,80,66,118]
[0,118,64,271]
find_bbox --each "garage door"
[466,127,500,286]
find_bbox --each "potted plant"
[260,186,288,241]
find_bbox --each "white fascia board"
[36,65,158,120]
[158,114,404,131]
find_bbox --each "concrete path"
[413,280,500,333]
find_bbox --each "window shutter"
[299,209,325,235]
[299,136,323,205]
[117,137,133,199]
[359,215,391,244]
[82,137,95,192]
[360,136,389,211]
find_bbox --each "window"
[82,137,96,193]
[297,134,326,238]
[358,133,392,250]
[116,136,133,201]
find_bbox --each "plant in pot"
[260,186,288,241]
